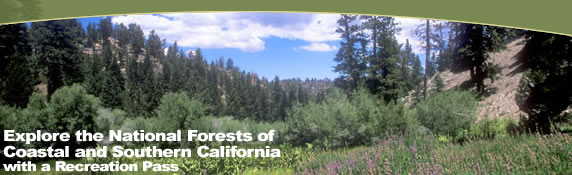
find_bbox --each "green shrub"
[46,84,101,149]
[468,117,521,139]
[194,116,287,145]
[416,90,477,138]
[286,88,418,149]
[117,116,153,146]
[156,92,205,132]
[286,88,355,148]
[95,108,126,135]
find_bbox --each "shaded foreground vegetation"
[2,131,569,175]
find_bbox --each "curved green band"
[1,0,571,36]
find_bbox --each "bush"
[95,108,126,135]
[468,117,521,139]
[117,116,154,147]
[351,88,419,143]
[46,84,101,149]
[194,116,287,145]
[154,92,204,131]
[286,88,418,149]
[416,90,477,138]
[286,88,355,148]
[150,92,205,147]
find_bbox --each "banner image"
[0,5,570,175]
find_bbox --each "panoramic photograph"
[0,12,570,174]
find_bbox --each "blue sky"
[79,13,430,80]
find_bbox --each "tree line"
[0,18,330,123]
[330,15,570,132]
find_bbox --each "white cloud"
[394,18,449,55]
[112,13,341,52]
[111,13,450,55]
[395,18,424,54]
[299,42,337,52]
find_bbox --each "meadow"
[3,131,569,175]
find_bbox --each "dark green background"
[0,0,571,36]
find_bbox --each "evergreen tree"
[30,19,84,98]
[115,23,130,48]
[411,55,425,104]
[400,39,415,91]
[364,16,401,98]
[128,23,145,57]
[100,54,125,108]
[86,22,98,48]
[372,17,403,102]
[433,73,445,93]
[411,55,424,88]
[98,17,113,43]
[0,24,37,107]
[123,54,144,117]
[333,15,363,91]
[517,32,572,133]
[457,24,505,93]
[82,54,104,96]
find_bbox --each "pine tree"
[99,40,124,108]
[333,15,363,91]
[0,24,37,107]
[128,23,145,57]
[115,23,129,48]
[410,55,424,104]
[517,32,572,133]
[99,17,113,43]
[30,19,84,98]
[82,54,104,96]
[372,17,403,102]
[457,24,506,93]
[433,73,445,93]
[101,56,124,108]
[123,54,143,117]
[400,39,415,91]
[86,22,98,48]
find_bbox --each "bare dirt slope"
[428,38,527,120]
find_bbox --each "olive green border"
[1,0,571,36]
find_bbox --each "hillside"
[428,38,527,120]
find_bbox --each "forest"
[0,14,570,174]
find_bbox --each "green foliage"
[416,90,477,138]
[45,84,100,149]
[156,92,205,132]
[333,15,364,91]
[0,105,26,162]
[0,23,37,107]
[467,117,521,140]
[286,88,418,149]
[517,32,572,133]
[128,23,145,56]
[30,19,85,97]
[297,132,570,174]
[433,73,445,93]
[86,22,97,47]
[100,52,125,108]
[456,24,506,93]
[192,116,287,145]
[98,17,113,42]
[95,108,126,135]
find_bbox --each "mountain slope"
[428,38,527,120]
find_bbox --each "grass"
[297,133,571,175]
[2,133,569,174]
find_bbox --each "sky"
[79,12,429,80]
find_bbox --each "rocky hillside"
[428,38,527,120]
